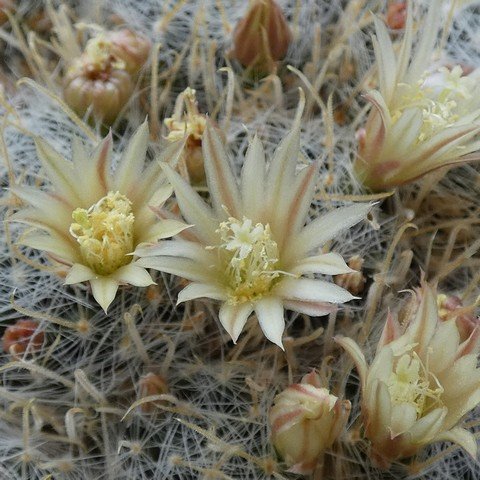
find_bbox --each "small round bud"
[269,379,350,474]
[386,2,407,30]
[2,319,44,355]
[437,294,479,342]
[138,373,169,413]
[108,29,151,75]
[232,0,292,73]
[0,0,13,25]
[334,255,366,296]
[63,36,134,124]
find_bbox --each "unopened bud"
[2,319,44,355]
[386,2,407,30]
[232,0,292,73]
[109,29,151,74]
[138,373,169,413]
[334,255,366,296]
[0,0,13,25]
[63,35,134,124]
[269,377,350,474]
[164,87,208,183]
[437,294,479,342]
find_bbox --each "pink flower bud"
[269,380,350,474]
[108,29,151,75]
[2,319,44,355]
[386,2,407,30]
[232,0,292,73]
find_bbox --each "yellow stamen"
[213,216,283,304]
[70,191,134,276]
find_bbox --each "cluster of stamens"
[214,216,282,304]
[70,191,134,276]
[387,351,444,417]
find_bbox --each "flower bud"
[232,0,292,73]
[108,29,151,75]
[0,0,13,25]
[437,293,479,342]
[386,2,407,30]
[2,319,44,355]
[164,87,208,183]
[138,373,169,413]
[269,375,350,474]
[334,255,366,296]
[63,35,134,124]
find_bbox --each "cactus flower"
[354,0,480,191]
[11,122,187,312]
[336,282,480,468]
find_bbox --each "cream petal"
[275,163,317,252]
[404,282,438,358]
[290,252,354,276]
[334,336,368,388]
[65,263,96,284]
[396,3,413,81]
[372,16,397,102]
[407,408,447,444]
[88,133,113,195]
[21,233,79,264]
[390,404,417,438]
[71,136,105,205]
[370,380,392,442]
[219,302,253,343]
[428,320,460,373]
[377,311,401,351]
[135,141,184,207]
[292,203,372,259]
[202,122,241,218]
[90,277,120,313]
[177,282,227,304]
[266,123,300,211]
[367,347,394,390]
[241,135,266,219]
[275,278,356,304]
[284,299,336,317]
[140,219,190,243]
[134,240,212,265]
[111,264,154,286]
[404,0,442,84]
[35,138,82,204]
[434,427,477,459]
[161,163,219,245]
[113,120,149,194]
[254,297,285,349]
[136,256,215,283]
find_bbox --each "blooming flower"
[136,110,372,348]
[11,121,187,312]
[269,371,351,474]
[336,282,480,468]
[354,1,480,191]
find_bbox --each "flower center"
[387,351,443,417]
[214,216,282,304]
[81,35,126,78]
[390,67,474,142]
[70,191,135,276]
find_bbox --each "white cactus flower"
[11,121,187,312]
[336,282,480,468]
[354,0,480,191]
[136,105,372,349]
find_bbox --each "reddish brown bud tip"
[2,319,44,355]
[232,0,292,73]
